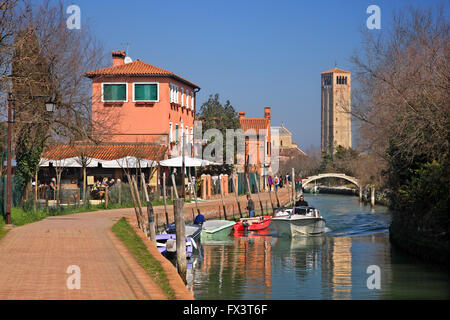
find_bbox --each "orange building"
[237,107,271,189]
[85,50,200,156]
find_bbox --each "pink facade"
[87,51,200,156]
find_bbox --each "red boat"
[233,216,272,232]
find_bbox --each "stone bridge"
[301,173,360,190]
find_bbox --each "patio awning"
[100,156,158,168]
[159,156,219,167]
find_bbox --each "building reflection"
[321,236,352,299]
[191,235,273,299]
[189,233,353,299]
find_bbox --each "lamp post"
[5,92,56,225]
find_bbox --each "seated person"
[193,212,205,225]
[295,195,309,207]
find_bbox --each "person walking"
[268,175,273,192]
[246,194,255,218]
[274,175,280,192]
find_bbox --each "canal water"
[186,193,450,299]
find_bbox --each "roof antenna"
[121,42,133,64]
[334,60,338,68]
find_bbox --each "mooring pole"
[174,198,186,282]
[142,173,156,243]
[233,173,243,218]
[219,174,227,220]
[162,172,169,225]
[291,168,296,203]
[371,186,375,207]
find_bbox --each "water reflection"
[187,194,449,299]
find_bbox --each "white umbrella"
[159,156,219,167]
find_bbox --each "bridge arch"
[301,173,360,190]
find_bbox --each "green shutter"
[104,84,126,101]
[135,84,158,101]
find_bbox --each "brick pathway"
[0,208,174,300]
[0,187,291,300]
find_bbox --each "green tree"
[197,94,241,175]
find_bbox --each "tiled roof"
[239,118,270,132]
[85,60,200,89]
[321,68,350,74]
[42,143,167,161]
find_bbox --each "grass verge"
[0,219,8,240]
[112,217,176,300]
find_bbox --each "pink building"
[85,50,200,156]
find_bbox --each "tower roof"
[321,67,350,74]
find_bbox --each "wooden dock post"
[232,174,243,218]
[189,171,201,215]
[371,186,375,207]
[267,176,275,215]
[219,175,227,220]
[171,173,179,199]
[291,168,296,203]
[173,198,186,282]
[162,172,169,225]
[359,186,363,202]
[142,173,156,243]
[254,173,264,216]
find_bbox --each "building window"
[175,124,179,143]
[181,88,185,106]
[133,83,158,102]
[190,127,193,143]
[191,95,194,110]
[169,122,173,142]
[170,84,179,104]
[186,90,190,109]
[103,83,127,102]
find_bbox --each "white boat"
[272,206,326,237]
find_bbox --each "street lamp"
[5,93,56,225]
[45,101,56,113]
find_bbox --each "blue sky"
[70,0,447,151]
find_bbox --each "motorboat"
[233,216,272,232]
[201,220,236,242]
[155,233,197,258]
[157,222,202,257]
[163,222,202,241]
[272,206,326,237]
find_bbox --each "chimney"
[238,112,246,120]
[112,50,126,66]
[264,107,271,120]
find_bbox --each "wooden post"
[34,170,38,212]
[142,173,156,243]
[118,180,122,205]
[233,174,243,218]
[174,198,186,282]
[105,186,109,208]
[291,168,296,203]
[371,186,375,207]
[267,176,275,215]
[131,175,146,233]
[163,172,169,225]
[254,173,264,216]
[274,184,281,208]
[359,186,363,202]
[219,175,227,220]
[188,170,200,215]
[171,173,179,199]
[127,174,143,230]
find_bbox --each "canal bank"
[186,193,450,299]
